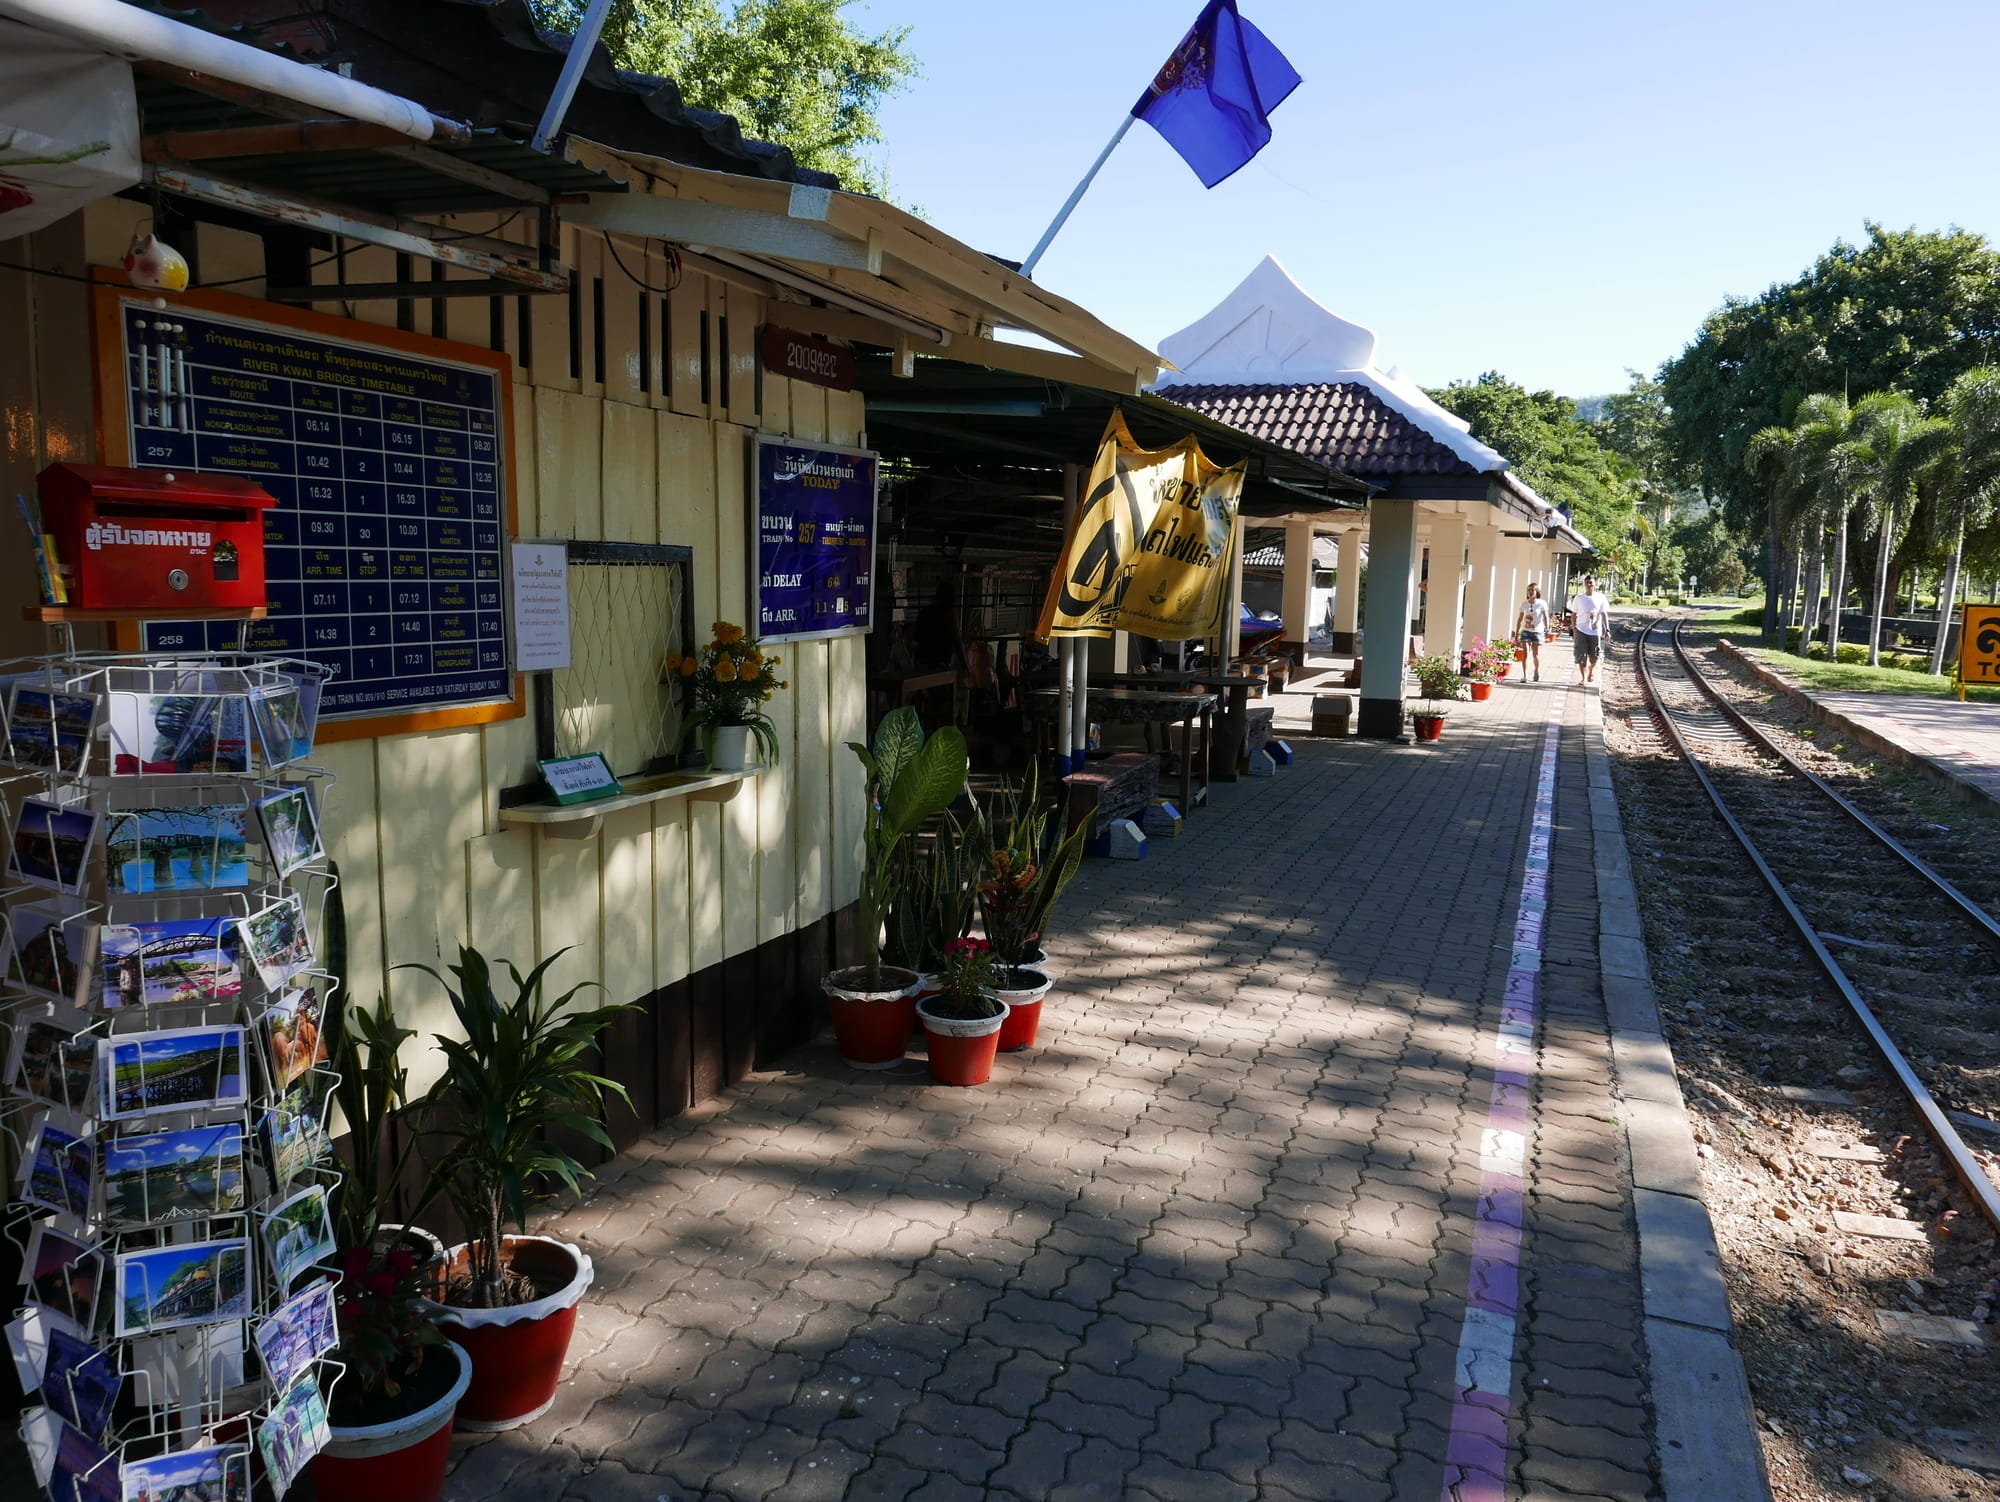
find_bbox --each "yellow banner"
[1035,411,1244,641]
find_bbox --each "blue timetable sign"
[112,293,513,723]
[752,436,877,643]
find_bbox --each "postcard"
[250,685,312,768]
[24,1224,103,1333]
[252,786,322,876]
[114,1238,251,1338]
[6,1006,97,1113]
[99,919,242,1009]
[5,902,94,1004]
[259,1091,328,1192]
[9,799,103,893]
[21,1117,95,1221]
[256,1370,330,1496]
[103,1123,245,1229]
[262,986,326,1092]
[106,693,253,776]
[7,685,98,776]
[49,1416,118,1502]
[42,1325,118,1439]
[104,802,250,894]
[6,1304,85,1394]
[235,894,312,991]
[99,1025,248,1122]
[261,1186,336,1292]
[255,1279,337,1395]
[120,1444,251,1502]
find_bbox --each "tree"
[1910,367,2000,673]
[1787,394,1879,661]
[1659,224,2000,632]
[531,0,918,195]
[1428,373,1643,580]
[1849,392,1941,663]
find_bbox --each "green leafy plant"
[846,707,970,984]
[1412,652,1462,714]
[883,806,987,977]
[412,946,636,1309]
[977,765,1090,976]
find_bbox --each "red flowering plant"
[325,989,445,1412]
[332,1241,443,1400]
[927,936,1003,1022]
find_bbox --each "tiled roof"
[1164,382,1480,479]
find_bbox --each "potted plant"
[1410,653,1461,741]
[667,621,784,772]
[828,707,970,1067]
[915,937,1008,1086]
[1463,636,1508,700]
[311,989,467,1502]
[883,807,987,1009]
[411,945,634,1429]
[977,767,1090,1052]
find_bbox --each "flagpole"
[1021,114,1136,278]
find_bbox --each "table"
[1030,686,1216,814]
[868,668,957,721]
[1102,671,1262,780]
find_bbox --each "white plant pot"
[709,724,751,771]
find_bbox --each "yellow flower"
[662,652,682,673]
[679,658,697,678]
[743,650,763,669]
[713,658,737,682]
[712,621,743,645]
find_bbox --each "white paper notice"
[511,540,571,671]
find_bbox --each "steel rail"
[1668,620,2000,949]
[1634,618,2000,1232]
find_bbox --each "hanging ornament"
[123,231,189,292]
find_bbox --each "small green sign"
[539,752,623,805]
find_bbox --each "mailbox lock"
[167,568,190,591]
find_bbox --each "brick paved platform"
[448,679,1707,1501]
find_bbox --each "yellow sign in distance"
[1959,603,2000,690]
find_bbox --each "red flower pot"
[916,997,1008,1086]
[995,969,1052,1052]
[426,1236,592,1430]
[824,966,920,1068]
[1412,713,1447,742]
[312,1340,471,1502]
[1468,681,1494,701]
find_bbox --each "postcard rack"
[2,647,346,1500]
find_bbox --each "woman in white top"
[1514,583,1552,682]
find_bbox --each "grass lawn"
[1736,645,2000,704]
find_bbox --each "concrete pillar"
[1280,517,1314,663]
[1358,500,1419,738]
[1464,520,1500,647]
[1429,512,1468,662]
[1333,525,1363,652]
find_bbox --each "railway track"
[1633,616,2000,1232]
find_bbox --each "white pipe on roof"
[0,0,447,143]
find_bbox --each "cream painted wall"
[3,206,866,1095]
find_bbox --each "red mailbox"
[37,464,274,612]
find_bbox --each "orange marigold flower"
[713,658,738,682]
[712,621,743,645]
[679,658,697,677]
[662,652,682,672]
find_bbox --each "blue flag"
[1131,1,1301,188]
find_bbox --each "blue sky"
[860,1,2000,399]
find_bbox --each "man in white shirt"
[1568,576,1608,685]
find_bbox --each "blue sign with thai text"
[117,296,510,721]
[752,436,877,642]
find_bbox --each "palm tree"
[1920,368,2000,674]
[1788,393,1882,661]
[1848,392,1936,665]
[1745,422,1799,646]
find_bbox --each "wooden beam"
[564,193,878,274]
[143,120,409,161]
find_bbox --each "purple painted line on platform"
[1437,686,1569,1502]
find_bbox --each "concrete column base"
[1358,697,1407,739]
[1331,631,1356,654]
